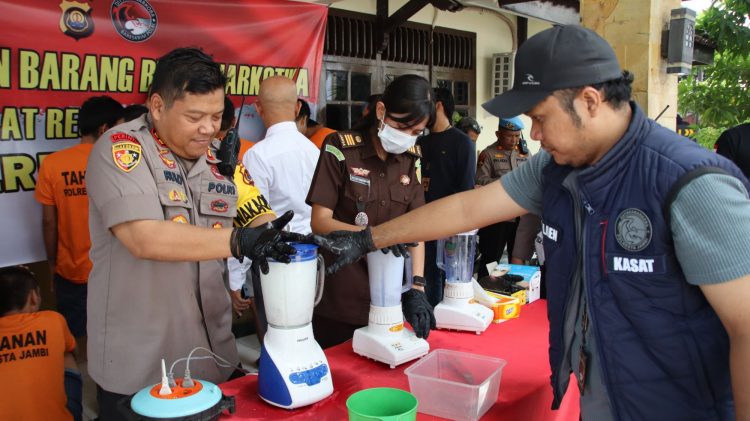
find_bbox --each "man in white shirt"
[244,77,320,234]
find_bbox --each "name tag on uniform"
[349,174,370,187]
[606,255,665,274]
[542,222,560,243]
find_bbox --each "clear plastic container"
[404,349,506,421]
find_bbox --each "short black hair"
[0,266,38,316]
[555,70,634,128]
[297,98,314,124]
[149,47,226,107]
[78,96,124,137]
[433,88,455,122]
[122,104,148,122]
[354,75,434,132]
[221,96,235,132]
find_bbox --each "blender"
[257,243,333,409]
[352,251,429,368]
[434,231,493,333]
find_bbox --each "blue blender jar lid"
[288,242,318,262]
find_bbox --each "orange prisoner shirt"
[309,127,336,149]
[35,144,94,282]
[0,311,76,421]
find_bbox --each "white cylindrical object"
[261,258,317,328]
[367,251,405,307]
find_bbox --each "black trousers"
[96,386,129,421]
[477,220,518,278]
[312,313,364,349]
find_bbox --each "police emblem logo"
[60,1,94,40]
[615,208,652,252]
[400,175,410,186]
[112,142,142,172]
[110,0,157,43]
[168,189,187,202]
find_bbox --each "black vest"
[542,104,746,420]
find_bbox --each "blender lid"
[288,242,318,262]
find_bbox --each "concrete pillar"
[581,0,680,129]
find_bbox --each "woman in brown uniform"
[307,75,436,348]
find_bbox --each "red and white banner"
[0,0,327,266]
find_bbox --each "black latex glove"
[230,210,308,274]
[380,242,419,258]
[402,288,436,339]
[312,227,376,275]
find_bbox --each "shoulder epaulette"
[406,144,422,158]
[337,131,364,149]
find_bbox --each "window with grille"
[321,9,476,130]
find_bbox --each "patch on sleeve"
[415,158,422,184]
[325,144,345,162]
[112,142,142,172]
[110,132,139,144]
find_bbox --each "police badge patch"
[60,1,94,40]
[614,208,652,252]
[112,142,142,172]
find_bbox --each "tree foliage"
[677,0,750,146]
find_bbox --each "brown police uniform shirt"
[86,114,239,394]
[306,131,425,325]
[475,141,531,185]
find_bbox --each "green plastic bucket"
[346,387,418,421]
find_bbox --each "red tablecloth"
[219,300,580,420]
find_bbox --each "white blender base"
[258,324,333,409]
[435,282,493,334]
[352,305,429,368]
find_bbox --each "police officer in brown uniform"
[86,48,305,420]
[476,116,531,277]
[307,75,436,348]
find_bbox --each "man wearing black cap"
[316,25,750,420]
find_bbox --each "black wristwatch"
[412,275,426,288]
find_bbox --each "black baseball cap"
[483,25,622,118]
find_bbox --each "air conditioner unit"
[491,53,515,97]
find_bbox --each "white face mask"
[378,117,420,154]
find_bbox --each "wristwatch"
[412,275,426,288]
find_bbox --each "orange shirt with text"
[35,144,94,282]
[0,311,76,421]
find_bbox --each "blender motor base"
[434,301,493,334]
[352,328,429,369]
